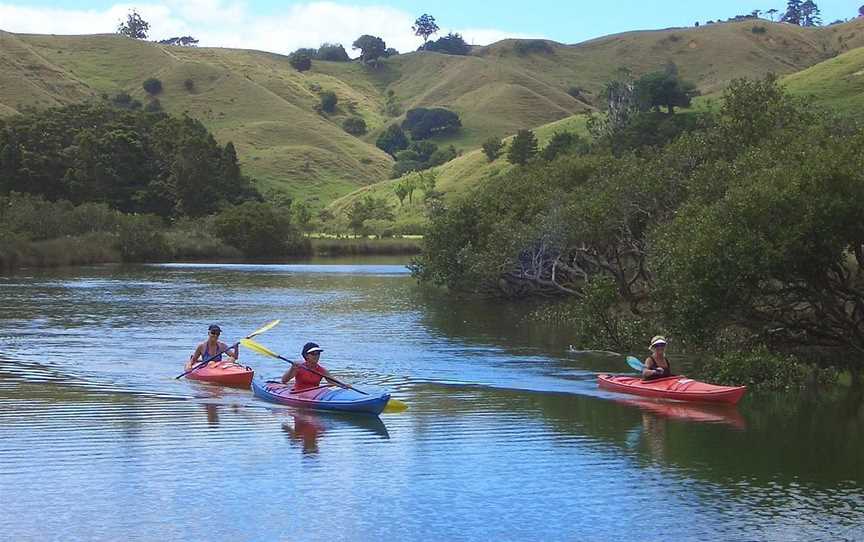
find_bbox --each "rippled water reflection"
[1,262,862,541]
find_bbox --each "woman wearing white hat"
[643,335,672,380]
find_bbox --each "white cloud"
[0,1,537,55]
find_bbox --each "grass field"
[783,46,864,113]
[2,18,863,206]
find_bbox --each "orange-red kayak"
[185,361,254,389]
[598,374,746,404]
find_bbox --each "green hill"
[783,46,864,112]
[2,18,864,206]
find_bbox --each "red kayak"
[185,361,254,389]
[598,374,746,404]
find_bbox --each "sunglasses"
[307,352,321,357]
[209,331,221,336]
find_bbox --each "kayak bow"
[186,361,254,389]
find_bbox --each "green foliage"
[319,90,338,113]
[513,40,554,55]
[183,78,195,92]
[118,214,169,262]
[142,78,163,95]
[144,99,162,113]
[0,104,259,218]
[347,194,394,236]
[384,90,402,117]
[342,117,367,135]
[482,137,503,162]
[109,92,142,110]
[751,25,768,34]
[694,347,838,391]
[352,35,387,63]
[317,43,350,62]
[428,145,458,167]
[375,124,409,156]
[117,10,149,39]
[289,51,312,72]
[507,129,538,165]
[402,108,462,140]
[540,131,588,161]
[633,65,700,114]
[413,14,440,44]
[213,201,305,257]
[424,33,471,55]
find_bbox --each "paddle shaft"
[278,355,368,395]
[176,342,240,380]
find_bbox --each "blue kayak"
[252,379,390,415]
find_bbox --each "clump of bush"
[143,78,163,95]
[513,40,554,55]
[319,90,338,113]
[694,347,838,391]
[751,25,768,34]
[184,78,195,92]
[342,117,367,135]
[423,33,470,55]
[289,51,312,72]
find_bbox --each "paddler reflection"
[283,412,326,455]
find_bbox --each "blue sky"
[1,1,861,54]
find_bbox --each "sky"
[1,1,861,55]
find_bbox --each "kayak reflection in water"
[281,342,340,391]
[283,414,325,455]
[186,324,238,370]
[642,335,673,380]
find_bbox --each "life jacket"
[293,362,327,390]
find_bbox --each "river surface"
[1,261,862,541]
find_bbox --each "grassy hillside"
[2,18,863,206]
[327,114,590,229]
[783,46,864,112]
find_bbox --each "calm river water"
[0,261,862,541]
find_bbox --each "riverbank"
[0,234,422,271]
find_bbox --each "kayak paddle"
[241,338,408,412]
[626,356,645,373]
[175,319,281,380]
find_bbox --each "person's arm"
[187,344,203,369]
[642,357,663,378]
[281,365,297,384]
[320,367,346,388]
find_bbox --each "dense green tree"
[424,33,471,55]
[320,90,338,113]
[317,43,350,61]
[289,51,312,72]
[540,132,588,161]
[782,0,803,24]
[634,66,699,114]
[342,117,367,135]
[375,124,409,156]
[159,36,199,46]
[413,14,440,46]
[214,201,299,257]
[142,78,163,95]
[482,137,503,162]
[507,129,538,165]
[117,10,149,39]
[801,0,822,25]
[352,35,387,63]
[401,108,461,140]
[347,194,394,235]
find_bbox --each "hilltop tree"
[413,14,440,47]
[507,129,538,166]
[767,8,779,20]
[289,51,312,72]
[801,0,822,26]
[117,10,150,39]
[860,5,864,17]
[352,35,387,63]
[159,36,199,46]
[425,33,471,55]
[782,0,803,24]
[317,43,350,61]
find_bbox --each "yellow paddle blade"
[384,398,408,413]
[247,319,280,339]
[240,338,281,359]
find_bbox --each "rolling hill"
[2,18,863,207]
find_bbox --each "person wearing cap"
[281,342,339,391]
[186,324,239,370]
[643,335,672,380]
